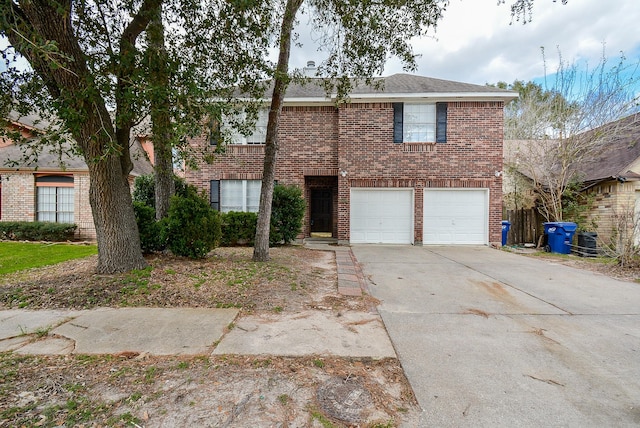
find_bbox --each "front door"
[310,188,333,235]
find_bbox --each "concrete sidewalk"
[0,245,393,358]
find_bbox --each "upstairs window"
[404,104,436,142]
[209,109,269,146]
[229,109,269,145]
[245,109,268,145]
[393,102,447,144]
[36,175,74,223]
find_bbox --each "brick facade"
[0,172,97,240]
[185,99,506,246]
[585,180,640,246]
[0,173,35,221]
[73,173,96,240]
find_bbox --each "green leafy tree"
[0,0,271,273]
[0,0,163,273]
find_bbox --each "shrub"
[133,202,167,253]
[164,191,221,258]
[220,211,257,246]
[270,184,306,245]
[133,174,193,208]
[0,221,77,242]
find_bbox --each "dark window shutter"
[210,180,220,211]
[393,102,403,144]
[436,102,447,143]
[209,118,221,146]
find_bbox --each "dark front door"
[310,188,333,234]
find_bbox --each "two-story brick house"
[185,74,517,246]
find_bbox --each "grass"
[0,242,97,275]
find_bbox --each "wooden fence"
[505,208,541,246]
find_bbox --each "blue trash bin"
[501,220,511,246]
[543,222,577,254]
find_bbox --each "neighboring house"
[578,113,640,245]
[503,113,640,246]
[0,114,153,240]
[185,73,518,246]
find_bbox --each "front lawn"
[0,242,97,275]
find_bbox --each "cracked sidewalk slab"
[0,309,81,352]
[1,308,238,356]
[212,309,396,358]
[53,307,239,355]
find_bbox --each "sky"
[288,0,640,88]
[2,0,637,90]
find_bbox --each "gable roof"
[505,113,640,186]
[281,73,518,103]
[577,113,640,183]
[1,115,153,176]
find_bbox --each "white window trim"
[226,109,269,145]
[403,103,436,143]
[220,180,261,213]
[36,186,74,223]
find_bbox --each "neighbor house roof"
[0,115,153,176]
[276,73,518,104]
[577,113,640,184]
[504,113,640,186]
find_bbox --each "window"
[211,180,261,212]
[246,109,268,145]
[227,109,269,145]
[36,175,74,223]
[393,102,447,144]
[404,104,436,142]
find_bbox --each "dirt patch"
[0,246,374,313]
[0,246,420,427]
[0,353,419,427]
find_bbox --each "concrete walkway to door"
[352,245,640,427]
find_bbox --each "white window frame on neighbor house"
[220,180,261,212]
[403,103,436,143]
[35,175,74,223]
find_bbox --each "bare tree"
[600,203,640,267]
[505,47,640,222]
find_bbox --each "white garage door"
[350,189,413,244]
[423,189,488,244]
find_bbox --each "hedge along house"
[185,73,518,246]
[0,113,153,240]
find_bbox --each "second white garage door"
[423,189,488,244]
[350,189,413,244]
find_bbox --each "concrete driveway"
[352,245,640,427]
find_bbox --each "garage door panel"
[350,189,413,244]
[423,189,488,245]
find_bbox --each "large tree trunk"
[147,4,175,219]
[253,0,303,262]
[88,145,147,273]
[5,0,149,273]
